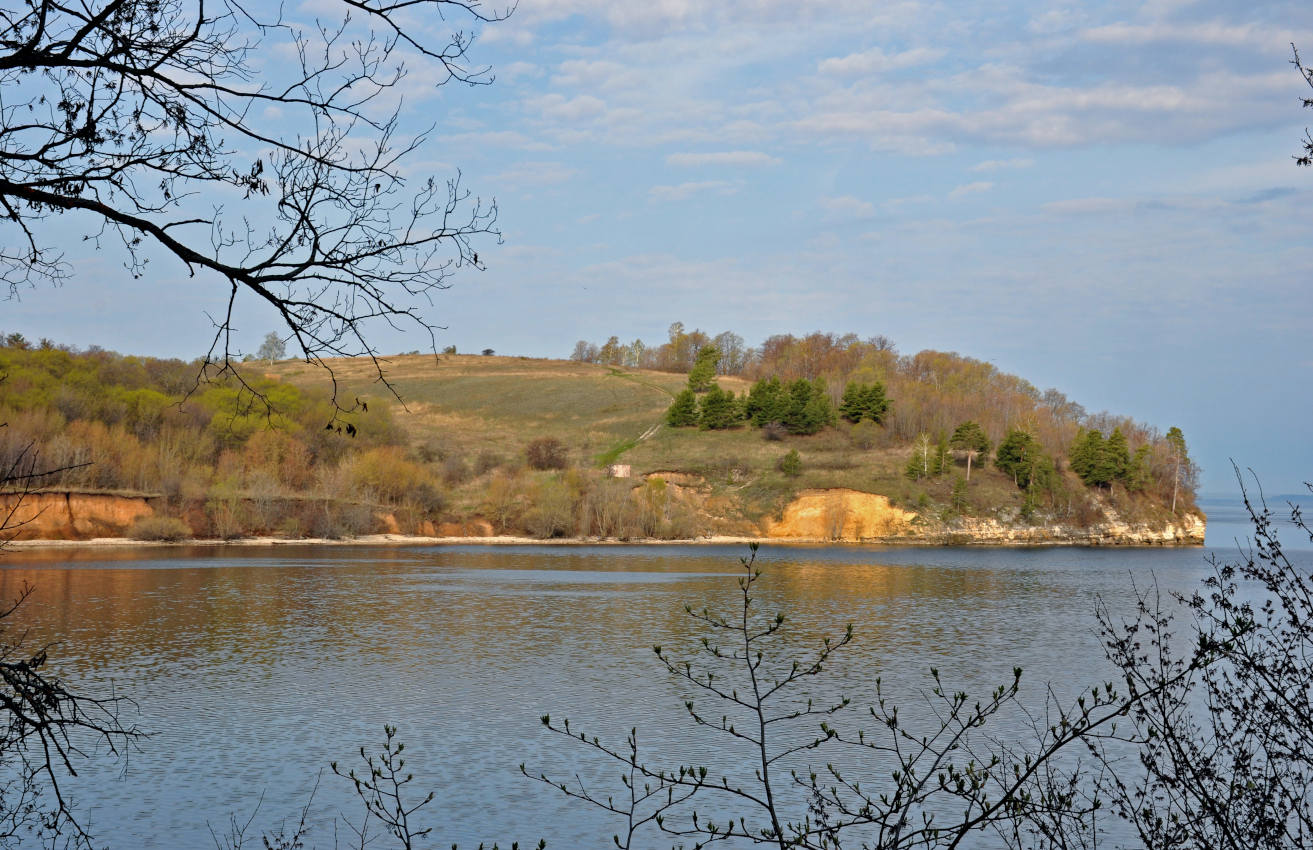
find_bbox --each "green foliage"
[838,381,891,424]
[951,475,969,513]
[995,430,1053,492]
[949,421,990,456]
[744,376,833,435]
[744,377,789,427]
[697,386,741,430]
[1071,426,1133,490]
[665,389,699,427]
[904,432,945,481]
[594,437,639,467]
[777,448,802,478]
[686,345,719,392]
[257,333,287,363]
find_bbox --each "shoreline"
[2,532,1207,550]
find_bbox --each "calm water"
[1,495,1309,848]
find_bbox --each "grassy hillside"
[266,353,1194,538]
[0,337,1199,540]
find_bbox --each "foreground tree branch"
[0,0,506,407]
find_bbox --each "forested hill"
[0,331,1200,542]
[570,326,1198,513]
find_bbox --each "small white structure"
[607,464,632,479]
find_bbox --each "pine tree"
[687,345,719,392]
[698,386,740,430]
[745,377,788,427]
[838,381,891,424]
[933,432,951,477]
[666,389,699,427]
[1103,427,1130,487]
[995,430,1046,490]
[950,421,990,480]
[861,382,891,424]
[1071,429,1108,487]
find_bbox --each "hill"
[0,337,1204,544]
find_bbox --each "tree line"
[581,326,1199,511]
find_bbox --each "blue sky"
[5,0,1312,494]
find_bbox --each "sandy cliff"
[1,491,155,540]
[2,488,1206,546]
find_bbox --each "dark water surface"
[2,496,1309,848]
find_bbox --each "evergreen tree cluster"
[667,375,843,436]
[665,386,745,431]
[743,377,837,435]
[838,381,890,424]
[1069,427,1149,491]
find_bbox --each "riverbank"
[3,527,1205,550]
[0,487,1207,549]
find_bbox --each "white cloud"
[949,181,994,199]
[649,180,739,201]
[525,93,608,122]
[1042,197,1130,215]
[496,62,542,83]
[821,195,876,218]
[490,161,579,187]
[665,150,781,167]
[971,158,1034,172]
[1081,21,1308,52]
[818,46,945,75]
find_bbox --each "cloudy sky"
[7,0,1312,494]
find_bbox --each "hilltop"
[0,334,1203,544]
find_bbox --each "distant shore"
[2,532,1204,550]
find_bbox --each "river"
[1,494,1309,848]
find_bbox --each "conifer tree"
[1070,429,1107,487]
[838,381,891,424]
[698,387,740,430]
[745,377,788,427]
[687,345,719,392]
[1164,426,1194,513]
[1104,427,1130,486]
[995,429,1047,490]
[949,421,990,480]
[666,389,699,427]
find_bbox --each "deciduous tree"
[0,1,504,405]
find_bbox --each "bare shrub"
[848,420,881,450]
[526,438,568,471]
[585,479,638,538]
[441,456,471,485]
[526,477,577,538]
[484,471,525,534]
[127,516,192,541]
[761,422,788,441]
[475,450,502,475]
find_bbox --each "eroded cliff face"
[0,492,155,540]
[766,489,917,540]
[930,512,1206,546]
[2,488,1207,546]
[763,488,1206,545]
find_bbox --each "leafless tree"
[0,1,507,408]
[1294,44,1313,166]
[0,437,140,848]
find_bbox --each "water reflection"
[0,538,1301,848]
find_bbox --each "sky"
[5,0,1312,495]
